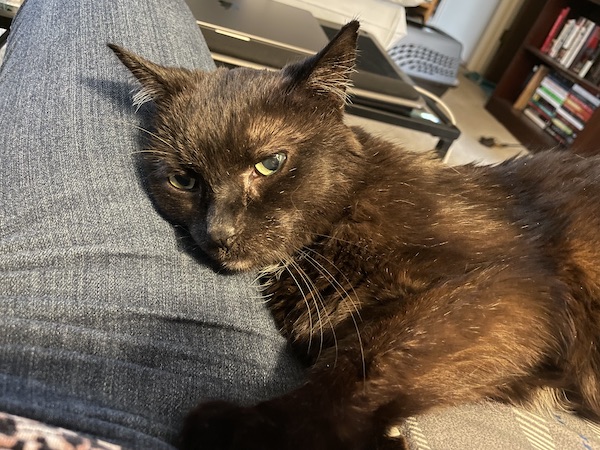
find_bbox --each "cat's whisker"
[299,250,352,314]
[297,249,341,366]
[130,149,172,156]
[282,256,315,355]
[254,261,287,285]
[302,247,367,386]
[304,247,363,322]
[130,124,180,155]
[130,150,174,160]
[288,257,328,360]
[296,254,340,361]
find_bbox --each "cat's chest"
[261,244,430,362]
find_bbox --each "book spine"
[536,85,564,108]
[523,107,548,129]
[579,59,594,78]
[541,7,571,53]
[562,20,596,68]
[549,120,575,144]
[540,76,569,99]
[584,56,600,84]
[551,117,574,135]
[549,19,576,58]
[545,124,567,145]
[529,97,555,119]
[564,94,594,121]
[571,25,600,73]
[571,83,600,109]
[556,17,584,63]
[555,106,585,130]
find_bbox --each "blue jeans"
[0,0,304,448]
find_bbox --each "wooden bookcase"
[485,0,600,155]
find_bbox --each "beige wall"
[465,0,523,73]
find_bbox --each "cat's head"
[110,21,364,271]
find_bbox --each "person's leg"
[0,0,304,448]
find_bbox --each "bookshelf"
[486,0,600,155]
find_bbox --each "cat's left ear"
[282,20,359,109]
[108,44,191,107]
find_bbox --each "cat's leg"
[181,266,571,450]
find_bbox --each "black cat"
[109,21,600,450]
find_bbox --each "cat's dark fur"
[109,21,600,450]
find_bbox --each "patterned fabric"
[401,403,600,450]
[2,406,600,449]
[0,412,123,450]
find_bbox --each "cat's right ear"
[282,21,359,110]
[108,44,189,107]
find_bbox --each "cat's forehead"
[184,69,308,149]
[202,67,280,100]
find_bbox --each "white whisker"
[130,124,180,155]
[302,247,366,386]
[283,256,315,355]
[303,247,363,321]
[289,256,331,361]
[297,249,341,366]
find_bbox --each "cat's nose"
[207,223,236,250]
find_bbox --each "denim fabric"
[0,0,304,448]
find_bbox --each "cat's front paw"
[180,401,284,450]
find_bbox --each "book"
[540,75,569,100]
[523,107,548,129]
[585,56,600,84]
[574,28,600,76]
[529,96,555,119]
[579,52,599,78]
[544,124,567,145]
[549,19,576,58]
[549,118,575,144]
[517,67,600,147]
[558,18,585,64]
[546,15,600,75]
[551,116,575,135]
[541,7,571,53]
[536,84,565,109]
[546,71,573,91]
[572,83,600,109]
[555,105,586,130]
[556,17,585,62]
[561,20,596,68]
[563,93,594,122]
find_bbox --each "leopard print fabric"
[0,412,123,450]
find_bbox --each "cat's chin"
[220,259,258,273]
[219,256,285,274]
[205,245,282,274]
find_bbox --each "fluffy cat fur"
[109,21,600,450]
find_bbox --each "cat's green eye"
[254,153,287,177]
[168,174,196,190]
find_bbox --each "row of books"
[540,8,600,84]
[520,69,600,146]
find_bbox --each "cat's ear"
[283,20,359,109]
[108,44,191,107]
